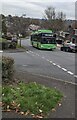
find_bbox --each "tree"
[6,15,30,37]
[0,14,7,35]
[57,11,66,20]
[43,6,66,31]
[72,21,77,29]
[44,6,55,20]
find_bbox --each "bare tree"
[57,11,66,20]
[44,6,55,20]
[72,20,77,29]
[43,6,66,31]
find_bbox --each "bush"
[9,42,17,49]
[0,38,17,49]
[2,56,14,83]
[2,41,8,50]
[0,38,8,50]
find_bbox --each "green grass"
[0,38,6,42]
[16,44,28,51]
[16,44,27,49]
[2,82,63,117]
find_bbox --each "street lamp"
[19,34,22,47]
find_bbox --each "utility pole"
[19,34,22,47]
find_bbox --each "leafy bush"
[2,56,14,83]
[0,38,8,50]
[0,38,17,49]
[9,42,17,49]
[2,41,8,49]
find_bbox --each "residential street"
[3,38,76,84]
[1,1,77,119]
[2,38,76,118]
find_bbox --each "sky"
[0,0,77,20]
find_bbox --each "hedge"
[0,38,8,50]
[2,41,8,49]
[0,40,17,50]
[2,56,14,83]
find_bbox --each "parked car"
[60,40,77,52]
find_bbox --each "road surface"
[3,38,77,84]
[2,38,76,118]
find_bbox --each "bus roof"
[31,29,52,35]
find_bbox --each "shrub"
[0,38,17,49]
[2,41,8,50]
[0,38,8,50]
[9,42,17,49]
[2,56,14,83]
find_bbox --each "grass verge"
[16,44,27,50]
[0,38,6,42]
[2,82,63,117]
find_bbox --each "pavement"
[3,48,27,53]
[2,70,76,119]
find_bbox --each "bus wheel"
[37,44,39,49]
[32,42,33,46]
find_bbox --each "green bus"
[30,29,56,50]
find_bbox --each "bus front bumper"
[41,44,56,49]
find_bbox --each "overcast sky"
[0,0,77,20]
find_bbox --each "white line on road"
[61,68,67,72]
[29,50,33,53]
[0,50,3,53]
[49,61,52,63]
[26,51,35,56]
[56,65,61,68]
[42,56,45,59]
[26,51,29,54]
[52,63,56,66]
[46,59,50,62]
[22,65,28,67]
[27,50,75,78]
[67,71,74,75]
[74,75,77,78]
[32,73,76,85]
[29,51,40,56]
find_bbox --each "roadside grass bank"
[0,38,7,42]
[0,38,28,51]
[2,81,63,118]
[3,44,28,52]
[16,44,28,50]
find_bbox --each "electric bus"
[30,29,56,50]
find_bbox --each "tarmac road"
[3,38,76,84]
[2,38,77,119]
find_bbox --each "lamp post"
[19,34,22,47]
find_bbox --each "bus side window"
[33,35,36,41]
[31,35,33,41]
[35,35,38,41]
[38,34,41,42]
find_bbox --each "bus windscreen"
[42,33,52,37]
[41,37,56,44]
